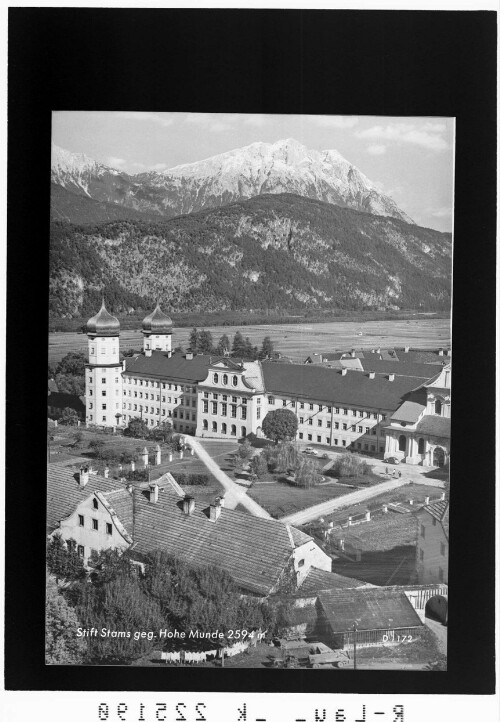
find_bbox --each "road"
[186,437,271,518]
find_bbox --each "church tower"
[85,300,123,428]
[141,302,173,356]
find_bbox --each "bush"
[331,454,371,478]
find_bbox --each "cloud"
[131,162,146,170]
[367,144,387,155]
[307,115,359,129]
[150,163,168,172]
[185,113,233,132]
[106,156,126,169]
[431,207,453,218]
[356,122,448,151]
[114,112,174,128]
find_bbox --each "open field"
[48,317,450,364]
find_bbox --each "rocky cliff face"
[50,193,449,318]
[51,139,414,223]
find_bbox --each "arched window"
[221,423,227,434]
[398,435,407,452]
[241,426,247,437]
[232,375,238,387]
[203,419,208,431]
[212,421,217,432]
[213,373,219,384]
[418,437,425,455]
[435,399,442,415]
[223,374,228,385]
[231,424,237,436]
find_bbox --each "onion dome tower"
[85,300,123,429]
[142,302,173,356]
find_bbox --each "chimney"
[438,348,444,356]
[424,496,430,505]
[382,504,388,514]
[126,484,133,494]
[404,346,410,353]
[388,373,395,382]
[376,347,381,354]
[141,446,149,468]
[104,467,110,478]
[79,465,89,487]
[409,498,414,506]
[183,495,195,516]
[209,497,222,522]
[341,368,348,376]
[167,350,172,358]
[351,349,356,358]
[155,444,161,465]
[219,495,225,507]
[149,483,159,504]
[446,349,451,357]
[186,349,194,360]
[440,491,446,501]
[145,348,152,358]
[365,509,371,522]
[368,372,375,380]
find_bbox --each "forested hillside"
[49,193,452,318]
[51,184,162,224]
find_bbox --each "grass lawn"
[356,626,446,670]
[248,480,351,518]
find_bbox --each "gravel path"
[187,438,271,518]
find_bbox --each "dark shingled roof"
[103,488,134,536]
[358,358,440,379]
[297,567,368,596]
[47,464,125,533]
[318,587,423,633]
[262,364,423,411]
[390,400,427,423]
[130,485,308,595]
[123,350,216,382]
[394,348,450,364]
[415,415,451,438]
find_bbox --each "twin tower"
[85,301,172,427]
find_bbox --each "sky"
[52,112,455,232]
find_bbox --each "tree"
[259,336,274,359]
[216,333,231,356]
[250,453,268,479]
[294,457,321,488]
[54,373,85,395]
[71,430,83,447]
[331,454,371,478]
[46,534,86,582]
[188,327,199,353]
[197,330,214,354]
[262,409,298,445]
[88,439,106,460]
[150,421,173,442]
[274,442,301,474]
[237,440,253,461]
[59,407,80,426]
[124,417,150,439]
[231,331,246,357]
[56,351,86,377]
[46,573,86,664]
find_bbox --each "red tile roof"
[318,587,423,633]
[261,364,423,411]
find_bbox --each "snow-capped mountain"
[51,139,414,223]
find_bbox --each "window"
[212,421,217,432]
[282,399,287,406]
[242,398,247,405]
[308,434,312,441]
[231,424,236,436]
[365,427,370,434]
[342,440,346,447]
[335,407,340,414]
[203,419,208,431]
[232,375,238,386]
[106,523,112,535]
[257,397,261,404]
[435,399,442,415]
[420,524,425,538]
[231,405,237,418]
[204,392,209,398]
[221,423,227,434]
[334,422,339,430]
[300,402,304,409]
[213,373,219,384]
[317,436,321,443]
[211,402,217,415]
[78,545,85,558]
[342,423,347,431]
[352,410,357,417]
[299,417,304,424]
[309,403,314,410]
[418,438,425,455]
[102,390,106,397]
[93,499,98,510]
[78,514,84,527]
[241,427,246,437]
[327,407,331,413]
[257,408,261,420]
[223,374,228,385]
[222,395,228,401]
[102,404,107,411]
[308,418,313,425]
[334,439,338,446]
[90,347,95,355]
[441,543,446,556]
[221,403,227,416]
[299,433,303,439]
[101,377,106,384]
[357,443,361,449]
[298,559,305,568]
[419,549,424,561]
[241,407,247,420]
[88,414,93,421]
[89,403,93,410]
[318,420,322,427]
[343,408,348,415]
[327,421,331,428]
[364,444,368,450]
[92,519,98,531]
[232,396,237,403]
[318,405,323,412]
[372,428,377,435]
[203,400,208,413]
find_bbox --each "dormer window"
[213,373,219,384]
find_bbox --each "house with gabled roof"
[415,499,449,585]
[46,463,334,596]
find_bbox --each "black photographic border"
[6,7,496,695]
